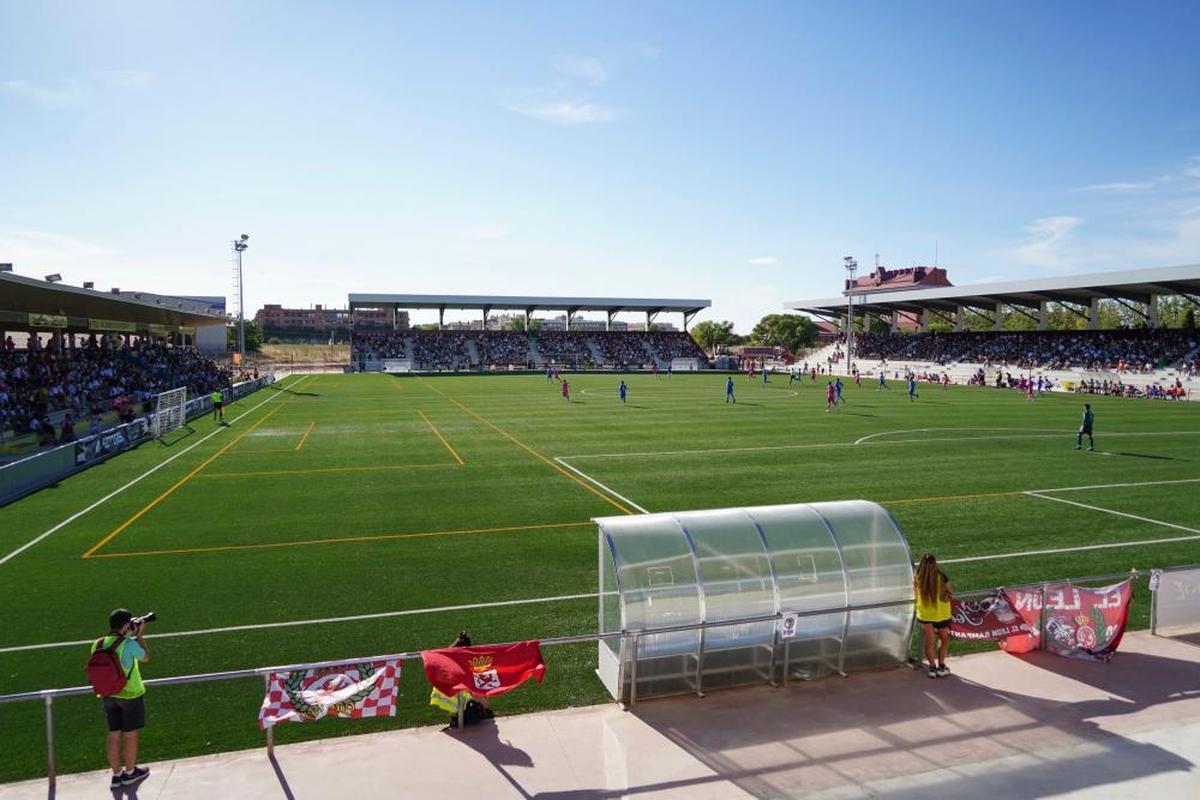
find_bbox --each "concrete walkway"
[4,631,1199,799]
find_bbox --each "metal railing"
[0,567,1165,789]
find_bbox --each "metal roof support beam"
[994,303,1005,332]
[1148,294,1159,329]
[683,308,700,331]
[1006,304,1040,325]
[525,307,534,329]
[481,305,491,331]
[606,309,616,332]
[1088,297,1100,331]
[438,307,445,330]
[1109,295,1148,322]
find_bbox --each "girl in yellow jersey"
[914,553,953,678]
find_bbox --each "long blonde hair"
[915,553,948,605]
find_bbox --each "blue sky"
[2,1,1198,330]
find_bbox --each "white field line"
[553,457,650,514]
[0,592,597,654]
[941,533,1200,565]
[0,375,305,567]
[560,430,1200,461]
[1023,491,1200,534]
[1033,477,1200,493]
[853,426,1062,445]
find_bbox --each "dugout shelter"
[595,501,915,703]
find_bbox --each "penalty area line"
[0,375,303,568]
[553,457,650,514]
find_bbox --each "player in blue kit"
[1075,403,1094,451]
[725,376,736,403]
[619,380,627,404]
[907,375,919,401]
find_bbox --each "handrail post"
[782,635,791,687]
[44,695,56,791]
[263,675,275,758]
[628,632,639,708]
[1039,582,1049,650]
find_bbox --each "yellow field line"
[295,421,316,452]
[81,404,286,558]
[883,490,1027,506]
[198,463,460,478]
[86,521,593,559]
[417,377,634,515]
[417,409,465,466]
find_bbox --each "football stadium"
[4,4,1200,798]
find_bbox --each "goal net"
[152,386,188,438]
[670,358,701,372]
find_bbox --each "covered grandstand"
[786,264,1200,333]
[348,294,712,371]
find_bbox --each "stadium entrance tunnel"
[595,501,915,703]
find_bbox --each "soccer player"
[854,370,862,388]
[825,380,836,412]
[789,369,799,387]
[941,372,950,390]
[907,375,919,401]
[619,380,627,404]
[210,389,224,422]
[562,379,570,402]
[652,362,659,378]
[726,375,736,403]
[878,372,888,390]
[835,376,845,404]
[762,367,769,385]
[1076,403,1095,451]
[546,367,553,383]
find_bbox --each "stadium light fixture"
[843,256,857,374]
[83,281,95,289]
[0,263,12,273]
[45,273,62,283]
[233,235,250,356]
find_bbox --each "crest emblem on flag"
[469,655,501,691]
[258,660,401,728]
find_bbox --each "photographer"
[90,609,152,789]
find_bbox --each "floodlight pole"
[843,256,857,374]
[233,235,249,356]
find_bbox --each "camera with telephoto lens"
[131,611,157,627]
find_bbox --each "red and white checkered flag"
[258,660,401,729]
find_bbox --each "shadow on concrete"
[446,719,535,799]
[268,752,295,800]
[616,648,1196,799]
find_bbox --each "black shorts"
[918,618,951,630]
[102,696,145,732]
[213,401,223,409]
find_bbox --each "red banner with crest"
[421,641,546,699]
[1001,579,1133,661]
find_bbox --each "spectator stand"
[786,265,1200,401]
[0,272,232,458]
[347,294,710,372]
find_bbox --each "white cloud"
[0,228,113,276]
[506,100,615,125]
[94,69,155,89]
[748,256,778,265]
[462,223,511,240]
[552,55,607,86]
[1,79,85,108]
[1080,180,1161,194]
[1013,216,1085,270]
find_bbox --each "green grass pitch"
[1,371,1198,781]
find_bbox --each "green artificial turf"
[1,371,1198,781]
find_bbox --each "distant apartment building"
[255,304,403,332]
[845,266,953,331]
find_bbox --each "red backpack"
[86,637,128,697]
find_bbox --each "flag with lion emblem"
[258,660,401,728]
[421,641,545,699]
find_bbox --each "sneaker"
[1074,445,1081,450]
[937,665,951,677]
[121,766,150,786]
[1088,447,1094,452]
[110,773,126,790]
[927,668,938,679]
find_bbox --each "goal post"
[152,386,188,438]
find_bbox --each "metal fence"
[0,566,1166,790]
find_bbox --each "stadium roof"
[0,271,226,328]
[348,293,711,315]
[785,264,1200,317]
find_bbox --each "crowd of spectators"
[351,330,707,370]
[854,329,1200,372]
[0,334,231,446]
[1072,377,1189,400]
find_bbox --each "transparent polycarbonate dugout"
[596,501,915,702]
